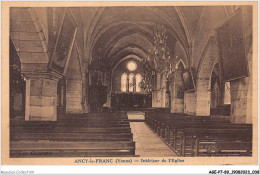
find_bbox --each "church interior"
[9,6,253,157]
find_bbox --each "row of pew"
[145,109,252,157]
[10,112,136,157]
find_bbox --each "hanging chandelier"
[140,23,176,92]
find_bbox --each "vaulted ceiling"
[10,6,206,74]
[80,6,204,72]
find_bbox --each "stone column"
[196,87,211,116]
[170,77,175,113]
[195,37,218,116]
[66,80,83,114]
[161,74,166,107]
[152,73,161,107]
[83,71,90,113]
[152,91,158,107]
[24,73,61,121]
[171,70,184,113]
[230,48,252,124]
[103,89,111,108]
[184,91,196,115]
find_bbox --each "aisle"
[130,122,177,157]
[127,111,145,121]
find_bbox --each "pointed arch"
[176,59,187,70]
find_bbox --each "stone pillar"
[230,79,248,123]
[152,91,158,107]
[24,75,60,121]
[170,78,174,113]
[184,91,196,115]
[171,70,184,113]
[152,73,161,107]
[83,71,90,113]
[104,89,111,108]
[196,88,211,116]
[172,93,185,113]
[230,48,252,124]
[195,37,218,116]
[66,80,83,114]
[161,74,166,107]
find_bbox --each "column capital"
[21,70,63,81]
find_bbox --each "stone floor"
[127,111,145,120]
[130,122,177,157]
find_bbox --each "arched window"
[129,73,135,92]
[224,82,231,104]
[136,73,142,92]
[120,73,143,92]
[121,73,127,92]
[120,61,143,92]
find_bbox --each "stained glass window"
[136,73,142,92]
[121,73,127,92]
[129,73,135,92]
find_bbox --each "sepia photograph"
[1,1,259,172]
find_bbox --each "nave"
[8,6,254,158]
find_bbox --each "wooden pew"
[10,120,130,128]
[212,142,252,156]
[61,117,129,122]
[148,114,229,144]
[11,127,132,134]
[179,127,252,157]
[10,111,136,157]
[169,122,251,153]
[164,121,251,157]
[164,117,230,146]
[145,110,252,157]
[11,132,134,142]
[11,113,129,127]
[10,141,135,157]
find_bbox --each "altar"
[111,92,152,110]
